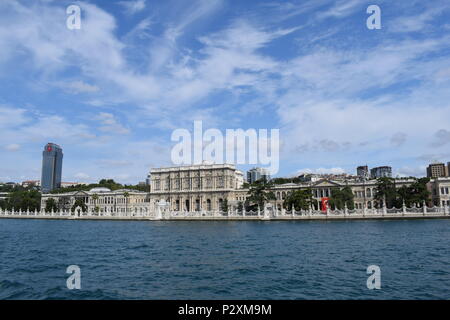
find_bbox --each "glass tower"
[41,143,63,193]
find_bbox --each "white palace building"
[40,163,450,216]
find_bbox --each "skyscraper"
[41,143,63,193]
[356,165,369,179]
[426,162,448,178]
[247,167,270,184]
[370,166,392,179]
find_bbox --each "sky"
[0,0,450,184]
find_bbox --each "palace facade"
[40,187,151,215]
[40,164,450,214]
[149,163,244,211]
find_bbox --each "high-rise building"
[370,166,392,179]
[356,165,369,179]
[247,167,270,184]
[426,162,448,178]
[41,143,63,193]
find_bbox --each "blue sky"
[1,0,450,184]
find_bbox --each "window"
[217,177,224,188]
[165,178,170,190]
[194,178,200,189]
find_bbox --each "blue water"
[0,219,448,299]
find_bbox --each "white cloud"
[95,112,130,135]
[296,167,347,175]
[74,172,90,180]
[59,80,100,94]
[96,159,133,167]
[0,2,295,129]
[317,0,362,19]
[396,165,427,178]
[0,105,97,146]
[432,129,450,147]
[390,132,407,147]
[271,33,450,170]
[0,106,28,128]
[5,144,20,152]
[118,0,146,15]
[1,0,450,181]
[390,6,450,33]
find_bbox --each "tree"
[374,177,399,208]
[271,177,301,185]
[375,177,431,208]
[45,198,58,212]
[2,190,41,211]
[284,189,317,211]
[50,178,144,194]
[397,178,430,207]
[237,201,243,213]
[71,199,87,213]
[220,199,229,213]
[246,180,276,210]
[0,199,6,210]
[329,187,355,210]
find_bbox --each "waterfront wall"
[0,204,449,221]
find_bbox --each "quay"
[0,205,449,222]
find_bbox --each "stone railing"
[0,207,158,219]
[0,202,448,220]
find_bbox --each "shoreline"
[0,213,448,222]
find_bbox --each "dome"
[89,187,111,193]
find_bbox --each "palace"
[41,164,245,214]
[40,187,150,216]
[40,164,450,215]
[149,163,244,211]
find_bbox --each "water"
[0,218,448,299]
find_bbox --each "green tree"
[374,177,399,208]
[329,186,355,210]
[3,190,41,211]
[220,199,229,213]
[237,201,243,213]
[71,199,87,213]
[283,189,317,211]
[246,180,276,210]
[0,199,6,210]
[45,198,58,212]
[271,177,301,185]
[397,178,430,207]
[375,177,431,208]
